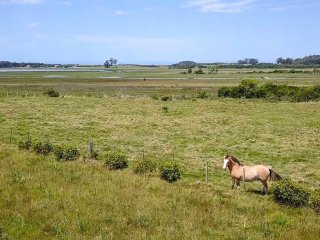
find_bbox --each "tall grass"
[0,143,319,239]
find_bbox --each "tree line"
[0,61,48,68]
[277,55,320,65]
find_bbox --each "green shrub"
[310,190,320,214]
[161,96,172,101]
[272,179,310,207]
[194,69,204,74]
[132,158,157,174]
[54,145,80,161]
[197,91,209,99]
[159,161,181,182]
[218,81,320,102]
[104,151,128,170]
[217,87,231,97]
[162,106,168,112]
[43,88,59,97]
[33,140,53,156]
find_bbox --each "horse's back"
[255,165,270,180]
[243,165,270,181]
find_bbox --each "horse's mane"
[226,156,244,166]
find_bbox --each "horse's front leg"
[231,178,235,189]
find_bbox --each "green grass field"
[0,66,319,239]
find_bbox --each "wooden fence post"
[243,168,246,190]
[206,161,208,183]
[9,129,12,144]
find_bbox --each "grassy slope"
[0,97,319,186]
[1,143,319,240]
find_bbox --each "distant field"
[0,66,319,239]
[1,66,320,97]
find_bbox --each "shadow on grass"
[246,188,266,196]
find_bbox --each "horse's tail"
[269,169,282,181]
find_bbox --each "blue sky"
[0,0,319,64]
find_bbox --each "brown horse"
[223,155,281,194]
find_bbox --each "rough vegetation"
[218,80,320,101]
[272,179,310,207]
[159,161,182,182]
[104,151,129,170]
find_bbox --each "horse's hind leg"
[261,180,268,195]
[236,180,240,190]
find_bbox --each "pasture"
[0,66,320,239]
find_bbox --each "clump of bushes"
[218,80,320,102]
[104,151,128,170]
[33,140,53,156]
[54,145,80,161]
[194,69,204,74]
[43,88,59,97]
[161,96,172,101]
[272,179,310,208]
[162,106,168,112]
[197,91,209,99]
[132,158,157,174]
[159,161,182,182]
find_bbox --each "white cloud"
[74,35,183,45]
[10,0,43,4]
[115,10,126,16]
[269,7,283,12]
[185,0,256,13]
[62,1,72,6]
[0,0,43,6]
[27,22,39,28]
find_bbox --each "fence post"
[9,129,12,144]
[205,161,208,183]
[243,168,246,190]
[142,149,145,160]
[88,140,94,158]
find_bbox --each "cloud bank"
[185,0,256,13]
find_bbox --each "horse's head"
[223,156,230,170]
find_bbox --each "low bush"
[310,190,320,214]
[104,151,128,170]
[272,179,310,207]
[43,88,59,97]
[218,81,320,102]
[194,69,204,74]
[54,145,80,161]
[161,96,172,101]
[162,106,168,112]
[197,91,209,99]
[132,158,157,174]
[33,140,53,156]
[159,161,181,182]
[217,87,232,97]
